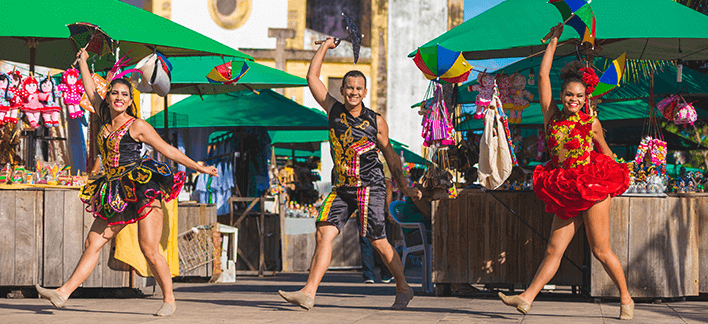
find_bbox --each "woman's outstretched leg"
[37,218,124,306]
[583,197,632,305]
[137,201,176,316]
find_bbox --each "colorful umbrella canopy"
[413,44,472,83]
[206,60,249,85]
[410,0,708,60]
[591,53,627,98]
[0,0,252,71]
[548,0,596,46]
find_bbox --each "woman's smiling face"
[107,83,133,113]
[561,81,586,114]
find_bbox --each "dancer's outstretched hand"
[200,165,218,177]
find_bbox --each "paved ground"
[1,270,706,323]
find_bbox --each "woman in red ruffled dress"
[498,24,634,320]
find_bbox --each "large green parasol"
[0,0,252,72]
[410,0,708,60]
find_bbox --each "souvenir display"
[5,70,23,124]
[18,76,43,129]
[468,72,496,120]
[57,68,85,119]
[38,76,62,127]
[507,72,534,124]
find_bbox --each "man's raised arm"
[307,37,339,114]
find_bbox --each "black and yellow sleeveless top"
[328,101,384,188]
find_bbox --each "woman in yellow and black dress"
[35,49,218,317]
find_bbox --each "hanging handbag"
[673,95,697,126]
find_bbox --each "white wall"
[170,0,288,50]
[388,0,448,155]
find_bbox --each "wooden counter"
[432,189,702,298]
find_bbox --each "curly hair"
[97,78,138,125]
[559,60,587,92]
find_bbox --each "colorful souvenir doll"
[57,69,85,119]
[508,73,534,124]
[18,76,44,129]
[468,72,495,119]
[495,73,513,112]
[0,73,10,124]
[5,70,23,124]
[536,129,546,161]
[38,76,62,127]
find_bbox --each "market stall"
[432,189,703,298]
[407,0,708,298]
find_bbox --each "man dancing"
[278,37,422,311]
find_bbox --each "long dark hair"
[98,78,138,125]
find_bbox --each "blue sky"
[462,0,520,81]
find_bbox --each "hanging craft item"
[413,44,472,84]
[507,72,534,124]
[130,52,172,97]
[57,69,85,119]
[18,75,43,129]
[421,82,455,147]
[635,73,667,167]
[5,70,22,124]
[590,53,627,99]
[657,94,697,126]
[496,73,513,110]
[543,0,596,47]
[468,71,496,119]
[38,75,62,127]
[206,60,249,85]
[478,82,515,189]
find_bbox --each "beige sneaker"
[35,284,67,309]
[278,290,315,310]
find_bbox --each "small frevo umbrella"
[544,0,596,46]
[342,13,362,64]
[591,52,627,99]
[67,22,114,59]
[314,13,363,64]
[206,60,249,85]
[413,44,472,84]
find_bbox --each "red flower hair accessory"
[579,67,598,95]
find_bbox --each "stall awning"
[146,89,328,130]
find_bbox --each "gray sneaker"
[364,279,375,284]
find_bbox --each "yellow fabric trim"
[317,190,337,222]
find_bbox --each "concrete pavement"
[1,271,706,323]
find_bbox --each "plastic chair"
[388,200,433,293]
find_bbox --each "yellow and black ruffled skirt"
[79,159,185,225]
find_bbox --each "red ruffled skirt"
[533,151,629,220]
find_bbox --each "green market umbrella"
[146,89,328,130]
[411,0,708,60]
[0,0,252,72]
